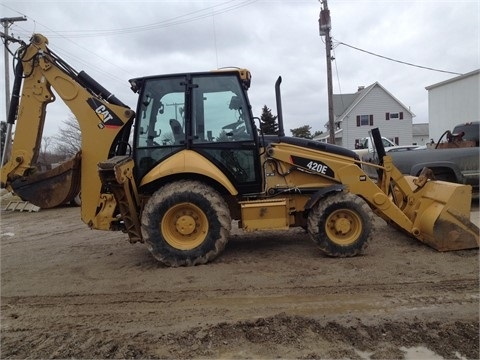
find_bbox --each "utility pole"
[1,16,26,164]
[319,0,335,144]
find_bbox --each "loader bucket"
[9,153,81,209]
[408,178,479,251]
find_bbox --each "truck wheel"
[307,192,373,257]
[141,180,231,267]
[430,169,456,183]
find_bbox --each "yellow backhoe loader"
[1,34,478,266]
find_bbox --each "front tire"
[141,180,231,266]
[307,192,373,257]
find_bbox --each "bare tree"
[38,136,52,164]
[53,114,81,157]
[35,136,66,168]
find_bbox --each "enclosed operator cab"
[130,69,263,195]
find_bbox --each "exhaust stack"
[275,76,285,137]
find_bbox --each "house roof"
[313,128,343,141]
[332,82,415,122]
[332,93,358,117]
[425,69,480,90]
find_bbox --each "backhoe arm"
[1,34,135,229]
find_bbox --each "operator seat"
[170,119,184,144]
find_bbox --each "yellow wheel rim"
[161,202,209,250]
[325,209,362,246]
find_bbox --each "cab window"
[192,75,253,143]
[135,77,185,178]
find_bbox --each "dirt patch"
[2,314,477,359]
[1,204,479,359]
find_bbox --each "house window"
[356,115,374,127]
[386,112,404,120]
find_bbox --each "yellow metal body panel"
[261,154,335,196]
[140,150,238,195]
[240,198,289,231]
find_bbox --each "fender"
[303,184,346,213]
[140,150,238,195]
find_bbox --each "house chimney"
[357,86,365,92]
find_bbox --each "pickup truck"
[361,123,479,197]
[353,136,397,158]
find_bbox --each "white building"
[314,82,414,150]
[425,69,480,142]
[412,123,429,146]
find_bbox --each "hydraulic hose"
[2,60,23,165]
[78,71,128,108]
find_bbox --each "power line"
[2,1,258,39]
[332,47,344,111]
[1,0,258,85]
[335,39,463,76]
[9,21,132,85]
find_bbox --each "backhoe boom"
[1,34,135,230]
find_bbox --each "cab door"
[133,76,187,180]
[189,73,262,194]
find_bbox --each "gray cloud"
[1,0,478,137]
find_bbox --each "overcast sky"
[1,0,479,137]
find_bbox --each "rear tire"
[141,180,231,267]
[307,192,373,257]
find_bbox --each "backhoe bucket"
[408,179,479,251]
[9,153,81,209]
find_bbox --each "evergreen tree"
[290,125,313,139]
[313,130,323,138]
[259,105,278,135]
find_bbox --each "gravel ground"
[1,199,478,359]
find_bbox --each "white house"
[412,123,429,146]
[425,69,480,142]
[314,82,414,150]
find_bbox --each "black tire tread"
[141,180,231,266]
[307,192,374,257]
